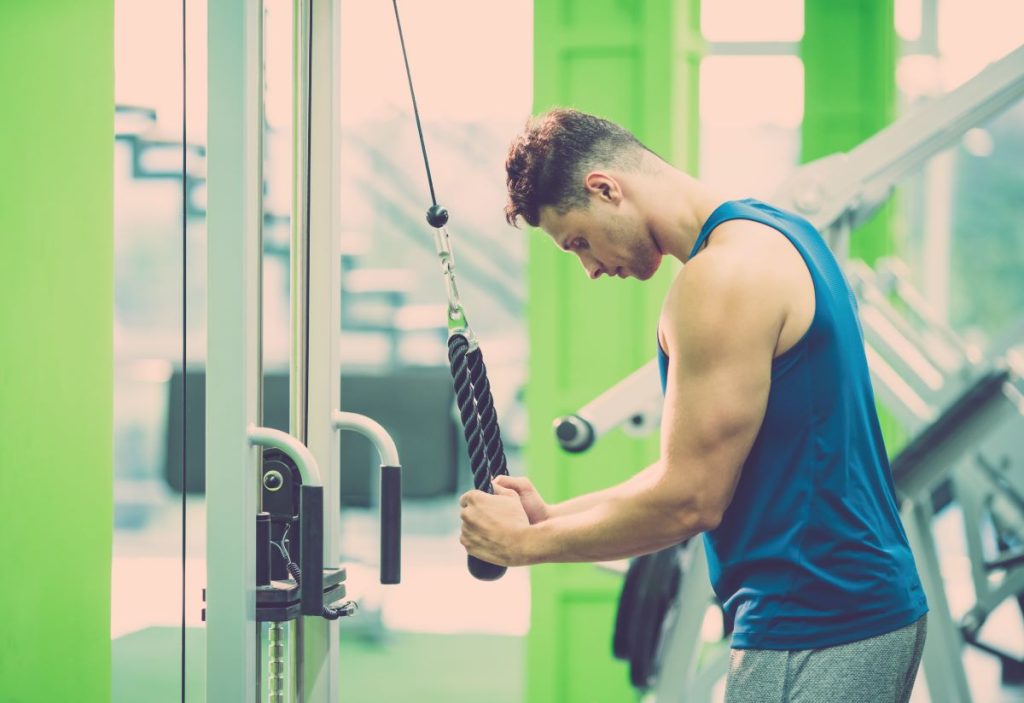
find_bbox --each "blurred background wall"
[0,1,114,701]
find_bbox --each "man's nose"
[577,253,601,279]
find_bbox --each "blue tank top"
[658,198,927,650]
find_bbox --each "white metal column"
[901,498,974,703]
[299,0,343,698]
[207,0,264,698]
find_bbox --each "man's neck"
[636,162,724,263]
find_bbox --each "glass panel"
[699,55,803,199]
[701,0,803,42]
[113,0,197,698]
[937,0,1023,89]
[894,0,1024,342]
[895,0,923,41]
[183,1,208,697]
[335,0,532,698]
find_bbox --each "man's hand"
[492,475,549,524]
[459,481,533,567]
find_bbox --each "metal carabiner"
[426,206,477,348]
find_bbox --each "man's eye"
[572,239,587,250]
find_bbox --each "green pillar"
[527,1,702,700]
[0,2,113,701]
[802,0,897,263]
[802,0,905,452]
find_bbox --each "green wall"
[527,1,702,700]
[802,0,905,452]
[0,2,113,701]
[802,0,897,263]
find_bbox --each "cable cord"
[391,0,438,207]
[390,0,510,487]
[272,525,350,620]
[180,0,188,698]
[284,562,348,620]
[392,1,510,580]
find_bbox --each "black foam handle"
[468,555,507,581]
[299,486,324,616]
[380,465,402,585]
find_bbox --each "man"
[459,108,928,702]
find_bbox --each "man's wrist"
[519,522,550,566]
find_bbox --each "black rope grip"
[466,347,509,478]
[390,0,508,583]
[448,334,509,581]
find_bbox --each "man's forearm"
[524,474,705,563]
[546,464,660,518]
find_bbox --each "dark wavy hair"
[504,108,652,228]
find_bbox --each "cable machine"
[205,0,514,698]
[207,0,401,699]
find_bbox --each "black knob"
[426,204,449,228]
[554,415,595,453]
[263,470,284,491]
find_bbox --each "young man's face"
[537,200,662,281]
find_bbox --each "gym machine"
[206,0,515,698]
[555,44,1024,702]
[206,0,404,700]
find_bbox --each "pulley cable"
[391,0,510,581]
[180,0,188,697]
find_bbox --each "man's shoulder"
[661,223,796,347]
[671,225,785,300]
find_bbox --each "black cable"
[285,562,347,620]
[391,0,438,208]
[392,2,507,580]
[180,0,187,697]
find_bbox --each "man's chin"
[635,259,661,281]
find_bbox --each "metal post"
[291,0,311,446]
[901,499,973,703]
[293,0,342,698]
[207,0,264,697]
[290,0,312,696]
[650,540,728,703]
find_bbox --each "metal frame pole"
[901,498,974,703]
[650,540,729,703]
[300,0,343,698]
[207,0,265,697]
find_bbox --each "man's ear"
[584,172,620,203]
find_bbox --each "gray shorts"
[725,615,928,703]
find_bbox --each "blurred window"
[894,0,1024,341]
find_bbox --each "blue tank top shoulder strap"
[659,198,783,389]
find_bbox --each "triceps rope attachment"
[392,0,509,578]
